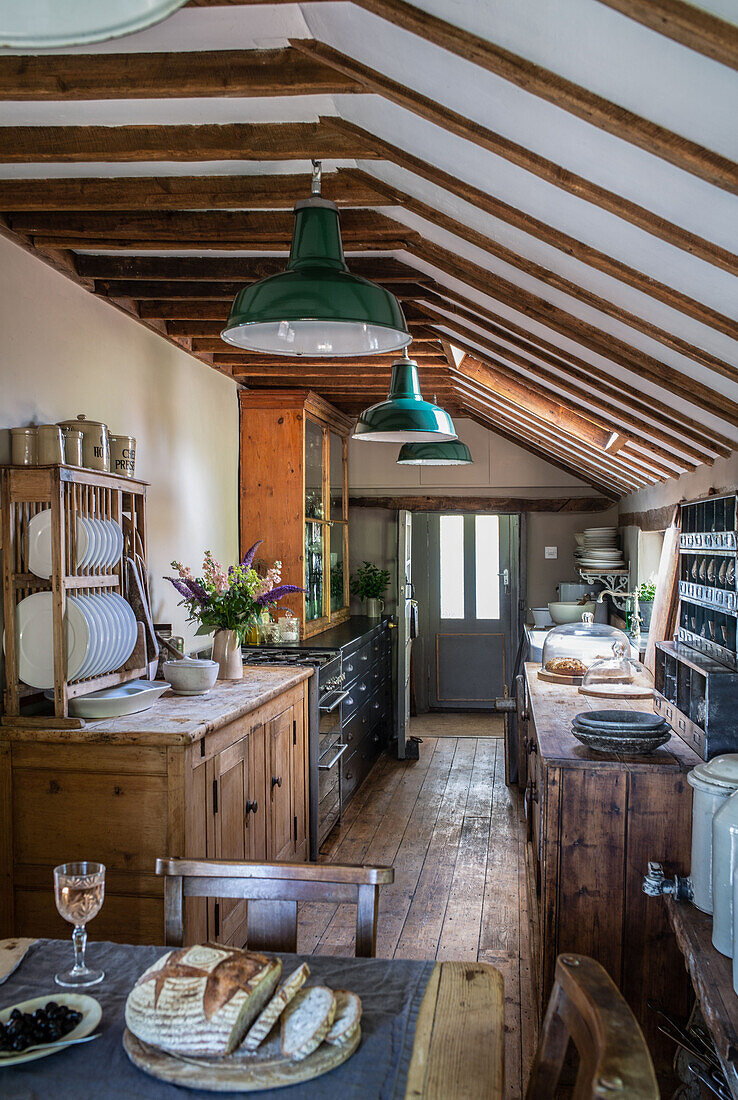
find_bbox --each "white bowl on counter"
[163,658,219,696]
[547,600,596,625]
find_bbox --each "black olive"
[9,1010,21,1021]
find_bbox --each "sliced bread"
[281,986,336,1062]
[125,944,282,1057]
[241,962,310,1052]
[325,990,362,1046]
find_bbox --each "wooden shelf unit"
[239,390,353,639]
[1,464,149,723]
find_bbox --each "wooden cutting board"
[537,668,584,685]
[0,938,36,984]
[123,1026,361,1092]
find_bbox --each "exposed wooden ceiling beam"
[348,493,615,512]
[345,0,737,192]
[453,353,614,452]
[409,238,738,424]
[295,45,737,273]
[356,171,737,365]
[92,279,430,300]
[457,394,629,497]
[202,347,447,360]
[594,0,738,71]
[34,237,414,251]
[426,314,699,469]
[0,121,378,163]
[349,166,735,343]
[0,47,365,100]
[0,172,384,212]
[167,318,442,341]
[75,255,428,282]
[10,209,409,241]
[424,288,733,457]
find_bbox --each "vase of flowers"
[166,541,303,680]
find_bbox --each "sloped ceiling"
[0,0,735,500]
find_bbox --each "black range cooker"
[241,646,348,857]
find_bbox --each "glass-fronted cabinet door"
[329,431,348,616]
[304,418,326,624]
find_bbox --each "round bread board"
[123,1024,361,1092]
[537,668,584,686]
[578,684,654,699]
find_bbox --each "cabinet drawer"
[342,640,373,688]
[341,732,380,805]
[343,708,370,755]
[342,669,372,719]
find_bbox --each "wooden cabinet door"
[207,736,252,945]
[267,705,294,861]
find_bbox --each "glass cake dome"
[541,613,631,679]
[579,640,654,697]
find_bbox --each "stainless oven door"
[317,689,349,844]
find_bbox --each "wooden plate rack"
[1,464,149,725]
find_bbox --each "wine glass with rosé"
[53,862,105,987]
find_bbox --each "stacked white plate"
[5,590,137,689]
[575,527,626,571]
[27,508,124,579]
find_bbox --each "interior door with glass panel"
[429,514,513,709]
[304,418,349,630]
[396,509,413,758]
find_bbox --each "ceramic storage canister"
[687,755,738,914]
[58,414,110,472]
[711,787,738,955]
[10,427,37,465]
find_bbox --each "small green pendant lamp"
[221,161,411,357]
[397,440,473,465]
[353,354,457,443]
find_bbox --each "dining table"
[0,938,505,1099]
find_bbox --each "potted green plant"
[636,579,656,632]
[351,561,391,619]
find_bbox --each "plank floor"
[297,731,537,1098]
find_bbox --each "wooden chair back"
[526,953,659,1100]
[156,858,394,957]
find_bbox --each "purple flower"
[255,584,304,606]
[241,539,263,571]
[165,576,194,601]
[187,579,210,606]
[164,576,209,607]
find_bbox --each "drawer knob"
[271,775,282,790]
[245,799,258,816]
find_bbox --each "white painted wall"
[619,452,738,518]
[0,235,240,650]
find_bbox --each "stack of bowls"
[571,709,671,755]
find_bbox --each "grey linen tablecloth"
[0,940,435,1100]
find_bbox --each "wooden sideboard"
[0,668,311,947]
[520,663,700,1076]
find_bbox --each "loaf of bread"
[545,657,587,676]
[325,991,362,1047]
[125,944,282,1057]
[242,963,310,1052]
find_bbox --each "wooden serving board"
[123,1026,361,1092]
[0,938,36,984]
[537,668,584,686]
[578,684,654,699]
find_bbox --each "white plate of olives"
[0,993,101,1066]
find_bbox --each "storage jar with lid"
[58,414,110,472]
[712,787,738,955]
[687,754,738,913]
[540,613,630,680]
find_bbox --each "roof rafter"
[593,0,738,71]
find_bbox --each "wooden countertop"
[524,662,701,770]
[665,898,738,1098]
[1,666,312,746]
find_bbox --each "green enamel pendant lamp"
[397,440,473,465]
[222,162,411,357]
[0,0,188,47]
[353,354,457,443]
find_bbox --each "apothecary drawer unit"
[654,641,738,760]
[1,464,148,723]
[678,493,738,669]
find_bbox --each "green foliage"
[637,580,656,602]
[350,560,391,601]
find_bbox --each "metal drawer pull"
[271,775,282,790]
[318,743,349,770]
[319,689,350,713]
[245,799,258,815]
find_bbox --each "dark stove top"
[242,648,339,669]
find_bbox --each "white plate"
[98,594,124,673]
[76,516,94,569]
[93,519,113,570]
[27,510,53,580]
[0,993,101,1068]
[104,520,124,569]
[69,596,101,681]
[66,680,168,719]
[5,593,89,689]
[109,593,137,668]
[82,517,102,570]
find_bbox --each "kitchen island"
[0,667,311,947]
[521,663,700,1077]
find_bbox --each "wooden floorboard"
[299,724,537,1097]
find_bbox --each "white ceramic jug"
[687,755,738,913]
[712,788,738,955]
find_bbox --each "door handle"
[499,568,510,590]
[318,743,348,770]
